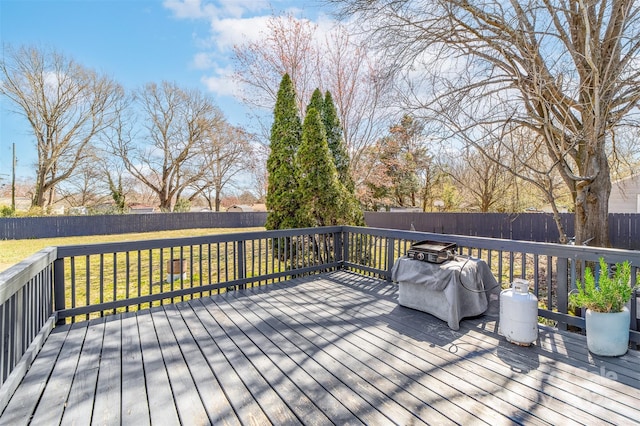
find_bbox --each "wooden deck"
[1,271,640,425]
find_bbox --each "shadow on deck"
[2,271,639,425]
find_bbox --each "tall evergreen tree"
[306,88,324,116]
[266,74,302,230]
[297,107,365,226]
[322,91,355,193]
[297,107,344,227]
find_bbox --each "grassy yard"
[0,227,265,273]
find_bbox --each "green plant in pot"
[569,258,634,356]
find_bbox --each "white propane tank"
[499,278,538,346]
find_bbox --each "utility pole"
[12,142,16,211]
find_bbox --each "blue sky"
[0,0,327,181]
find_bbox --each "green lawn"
[0,227,265,273]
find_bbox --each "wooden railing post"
[53,258,66,326]
[343,229,350,269]
[386,237,396,282]
[237,240,245,290]
[334,230,343,268]
[556,257,569,330]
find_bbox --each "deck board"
[168,303,240,425]
[120,312,150,426]
[137,308,180,426]
[0,325,70,426]
[2,271,640,425]
[151,307,210,425]
[60,318,105,426]
[196,299,336,424]
[91,315,122,426]
[301,275,607,424]
[315,273,637,424]
[178,299,272,424]
[240,273,546,425]
[29,323,85,425]
[218,283,466,425]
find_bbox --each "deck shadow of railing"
[1,225,640,411]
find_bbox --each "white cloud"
[209,15,273,50]
[163,0,208,19]
[201,65,240,97]
[164,0,272,20]
[165,1,340,101]
[217,0,270,18]
[192,52,216,70]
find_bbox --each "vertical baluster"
[1,303,8,383]
[258,239,263,285]
[199,244,204,297]
[498,251,504,287]
[509,251,515,283]
[533,254,540,298]
[112,252,117,315]
[86,255,91,320]
[223,241,228,285]
[137,250,142,311]
[216,242,221,293]
[125,251,130,312]
[70,256,76,323]
[8,297,15,373]
[179,246,185,302]
[547,255,553,313]
[159,249,164,304]
[148,249,153,308]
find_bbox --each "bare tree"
[114,81,224,211]
[234,14,320,114]
[447,144,515,213]
[0,44,123,208]
[56,150,111,209]
[333,0,640,247]
[191,123,253,211]
[248,142,269,203]
[232,15,392,176]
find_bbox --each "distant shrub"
[173,198,191,212]
[24,206,45,217]
[0,205,15,217]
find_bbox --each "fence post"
[556,257,569,330]
[53,258,66,326]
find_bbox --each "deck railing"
[1,225,640,404]
[343,226,640,342]
[53,227,343,322]
[0,248,56,408]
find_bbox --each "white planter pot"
[585,307,630,357]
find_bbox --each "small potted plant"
[569,258,634,356]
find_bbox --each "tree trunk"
[31,166,47,208]
[159,197,172,212]
[215,190,221,212]
[574,148,611,247]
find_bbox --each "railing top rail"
[0,247,56,306]
[55,226,343,257]
[345,226,640,265]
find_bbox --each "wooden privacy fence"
[1,211,638,249]
[364,212,640,250]
[0,212,268,240]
